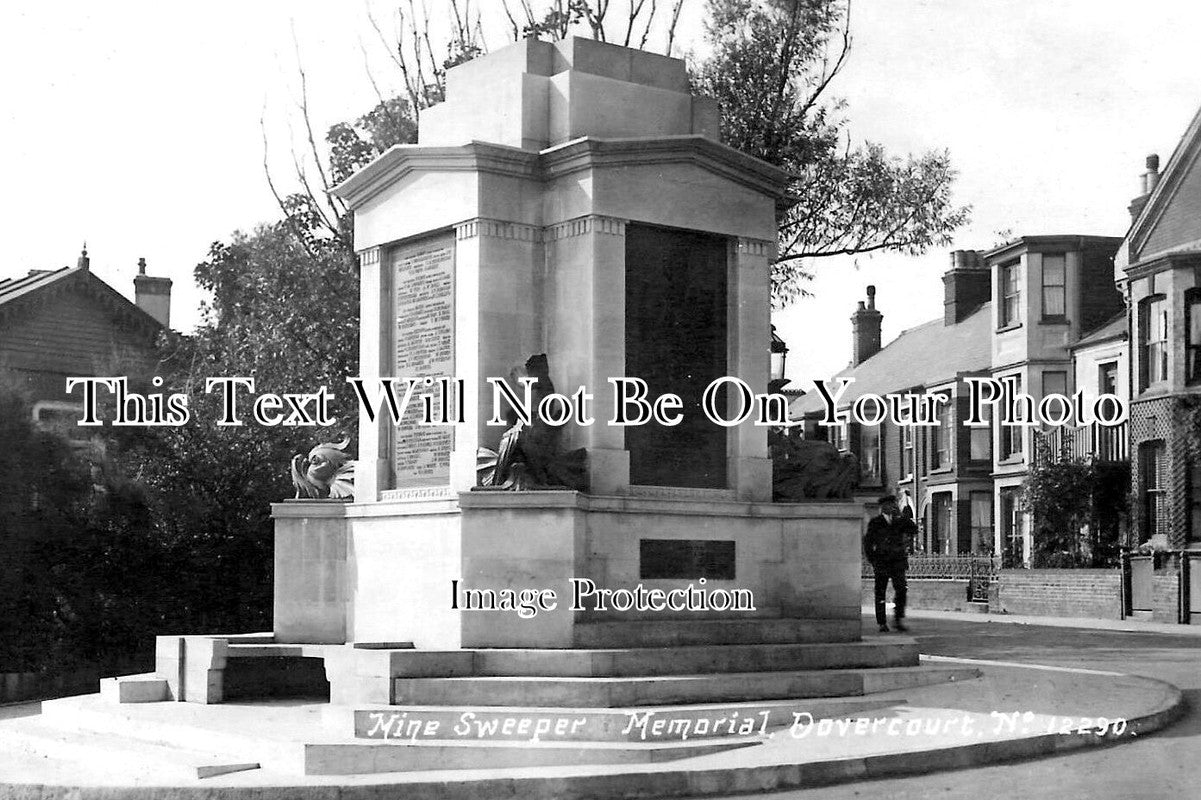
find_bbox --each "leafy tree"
[107,223,360,636]
[0,385,172,674]
[1023,438,1126,568]
[692,0,971,306]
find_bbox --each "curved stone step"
[352,640,917,680]
[303,736,759,775]
[347,696,901,743]
[392,665,981,708]
[472,640,918,677]
[573,617,858,648]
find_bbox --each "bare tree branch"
[260,113,319,262]
[665,0,685,56]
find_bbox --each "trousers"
[873,566,907,625]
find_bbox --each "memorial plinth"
[272,36,863,653]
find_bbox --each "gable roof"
[1122,103,1201,270]
[0,265,163,336]
[790,302,993,416]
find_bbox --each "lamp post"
[769,324,789,393]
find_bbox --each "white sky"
[2,1,1199,387]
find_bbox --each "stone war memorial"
[0,37,1182,798]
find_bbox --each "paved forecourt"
[0,654,1181,799]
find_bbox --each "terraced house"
[0,249,171,439]
[791,235,1125,566]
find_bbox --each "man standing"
[865,495,912,633]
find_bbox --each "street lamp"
[769,325,789,393]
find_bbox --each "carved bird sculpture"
[291,437,355,499]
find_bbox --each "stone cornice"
[454,218,542,242]
[736,237,774,259]
[332,142,540,210]
[358,247,381,267]
[538,136,791,200]
[544,215,626,241]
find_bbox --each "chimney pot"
[851,286,883,365]
[134,259,172,328]
[1146,153,1160,172]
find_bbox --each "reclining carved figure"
[770,429,859,501]
[476,354,588,491]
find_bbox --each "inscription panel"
[392,234,455,486]
[640,539,736,580]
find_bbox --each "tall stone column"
[544,215,630,494]
[727,237,774,501]
[355,246,390,501]
[451,218,545,492]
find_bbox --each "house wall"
[1127,265,1201,546]
[0,283,157,405]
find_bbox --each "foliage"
[104,222,360,641]
[1023,438,1126,568]
[692,0,971,306]
[0,385,174,673]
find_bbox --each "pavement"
[0,607,1189,799]
[727,609,1201,800]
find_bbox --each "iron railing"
[1032,422,1129,467]
[863,554,997,604]
[863,554,999,581]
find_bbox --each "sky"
[2,0,1199,387]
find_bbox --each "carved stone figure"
[770,428,859,500]
[291,438,355,500]
[476,354,587,491]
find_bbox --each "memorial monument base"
[271,493,864,651]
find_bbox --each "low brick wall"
[1153,560,1182,623]
[995,569,1123,619]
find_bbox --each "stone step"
[303,737,757,775]
[392,665,981,708]
[473,640,918,677]
[352,639,914,678]
[354,640,916,680]
[345,696,901,743]
[573,617,859,648]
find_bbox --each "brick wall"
[1152,558,1182,623]
[995,569,1122,619]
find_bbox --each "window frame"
[1187,289,1201,385]
[1042,370,1068,400]
[1139,294,1168,391]
[1098,361,1119,396]
[931,392,954,470]
[998,374,1024,461]
[999,261,1021,329]
[930,492,953,555]
[1041,253,1067,319]
[969,491,993,555]
[999,486,1025,568]
[859,422,883,486]
[1140,440,1167,542]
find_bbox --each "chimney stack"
[1129,153,1160,222]
[134,257,172,328]
[851,285,883,366]
[942,249,989,325]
